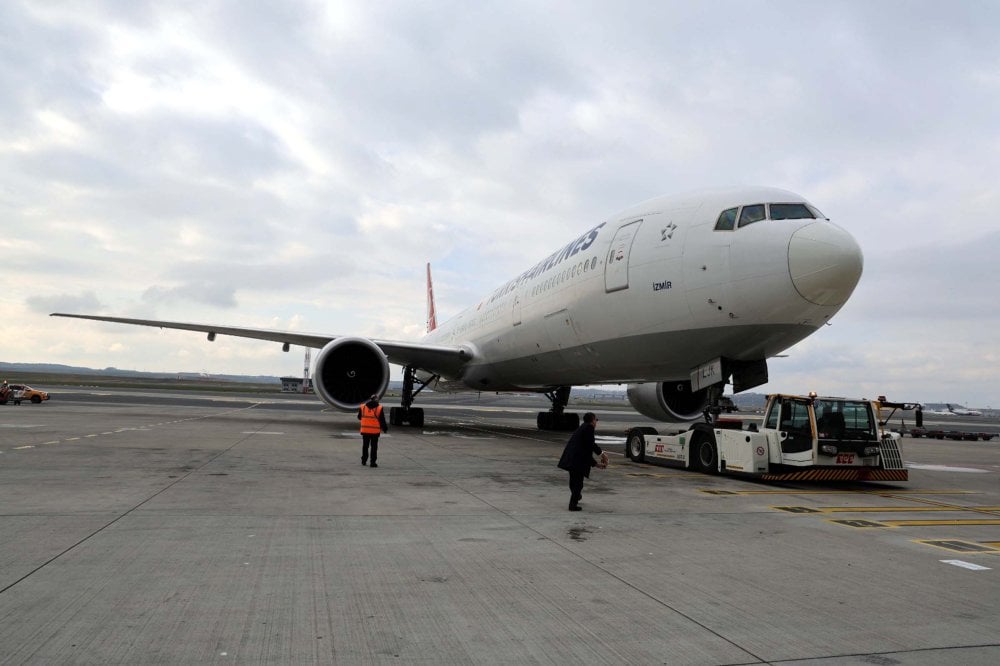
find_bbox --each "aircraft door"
[604,219,643,293]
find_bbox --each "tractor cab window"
[815,399,876,441]
[764,399,781,429]
[779,398,813,453]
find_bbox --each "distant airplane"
[53,186,863,430]
[946,404,983,416]
[922,404,983,417]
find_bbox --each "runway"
[1,388,998,664]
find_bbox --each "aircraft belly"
[484,323,813,388]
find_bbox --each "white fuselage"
[422,186,862,391]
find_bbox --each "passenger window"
[714,207,737,231]
[738,204,766,227]
[769,203,814,220]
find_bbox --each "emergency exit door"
[604,219,642,293]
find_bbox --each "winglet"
[426,263,437,333]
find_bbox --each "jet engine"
[626,381,710,422]
[313,337,390,410]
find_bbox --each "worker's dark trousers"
[362,434,380,465]
[568,471,585,508]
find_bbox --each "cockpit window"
[716,201,829,231]
[769,203,815,220]
[806,204,826,219]
[714,207,737,231]
[737,204,766,227]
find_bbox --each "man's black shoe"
[362,460,367,466]
[371,463,378,468]
[569,505,582,511]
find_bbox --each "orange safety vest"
[360,404,383,434]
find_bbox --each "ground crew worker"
[357,394,388,467]
[557,412,607,511]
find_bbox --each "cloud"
[26,291,104,315]
[142,283,237,309]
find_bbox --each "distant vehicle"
[0,384,49,404]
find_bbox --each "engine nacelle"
[626,381,711,422]
[313,337,390,411]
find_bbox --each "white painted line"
[101,431,114,435]
[66,437,80,441]
[907,464,989,473]
[941,560,992,571]
[241,431,285,435]
[14,445,34,450]
[44,441,60,445]
[85,434,98,438]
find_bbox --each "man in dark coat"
[557,412,604,511]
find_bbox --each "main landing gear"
[536,386,580,431]
[389,365,435,428]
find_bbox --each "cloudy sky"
[2,1,998,408]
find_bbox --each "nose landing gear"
[537,386,580,431]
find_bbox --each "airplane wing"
[50,313,473,377]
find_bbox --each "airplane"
[924,404,984,417]
[946,404,982,416]
[53,186,863,431]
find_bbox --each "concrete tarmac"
[1,390,998,664]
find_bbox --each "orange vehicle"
[0,383,50,404]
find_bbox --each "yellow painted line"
[701,489,977,496]
[883,519,1000,527]
[915,540,1000,554]
[827,519,889,528]
[983,542,1000,548]
[817,506,1000,513]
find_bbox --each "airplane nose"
[787,222,863,306]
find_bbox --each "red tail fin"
[426,262,437,333]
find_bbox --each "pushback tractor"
[625,393,910,482]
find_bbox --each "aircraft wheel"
[537,412,551,430]
[409,408,424,428]
[389,407,401,426]
[626,430,646,462]
[561,413,579,431]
